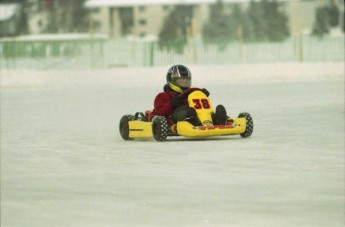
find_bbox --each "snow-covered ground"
[1,63,344,226]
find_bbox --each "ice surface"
[1,63,344,226]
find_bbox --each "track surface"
[1,64,344,226]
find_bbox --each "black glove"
[201,88,210,97]
[171,96,184,107]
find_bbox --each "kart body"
[119,88,253,141]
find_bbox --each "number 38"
[192,99,210,109]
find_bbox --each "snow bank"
[1,62,343,89]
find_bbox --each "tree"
[18,3,29,35]
[228,4,247,41]
[1,0,29,36]
[246,0,267,42]
[312,0,341,37]
[262,0,289,41]
[68,0,89,32]
[312,7,330,37]
[326,0,340,27]
[341,12,345,32]
[158,5,193,54]
[245,0,289,42]
[202,0,233,49]
[43,0,89,33]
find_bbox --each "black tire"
[238,112,253,138]
[152,116,169,142]
[119,115,134,140]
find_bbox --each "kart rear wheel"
[238,112,253,138]
[152,116,168,142]
[119,115,134,140]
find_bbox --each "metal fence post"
[299,34,304,63]
[149,41,155,67]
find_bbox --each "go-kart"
[119,88,253,142]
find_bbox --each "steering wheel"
[179,88,203,99]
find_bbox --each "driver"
[152,65,228,131]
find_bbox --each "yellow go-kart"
[119,88,253,142]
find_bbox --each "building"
[85,0,214,39]
[85,0,342,40]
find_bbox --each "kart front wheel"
[238,112,253,138]
[119,115,134,140]
[152,116,168,142]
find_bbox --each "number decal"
[192,99,210,109]
[192,99,202,109]
[201,99,210,109]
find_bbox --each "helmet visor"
[172,77,191,88]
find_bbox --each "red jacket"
[152,85,188,125]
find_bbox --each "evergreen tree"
[262,0,289,41]
[326,0,339,27]
[44,0,59,33]
[245,0,289,42]
[158,5,193,54]
[202,0,232,49]
[240,4,256,42]
[341,13,345,32]
[18,0,29,35]
[312,0,342,37]
[2,0,29,36]
[312,7,330,37]
[69,0,89,32]
[228,4,246,41]
[246,0,267,42]
[44,0,89,33]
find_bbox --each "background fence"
[0,35,344,70]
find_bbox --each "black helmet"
[166,65,192,93]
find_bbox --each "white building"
[85,0,214,39]
[85,0,338,39]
